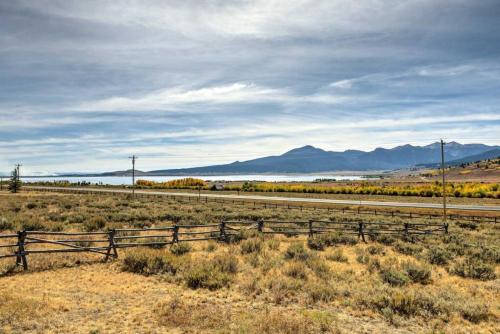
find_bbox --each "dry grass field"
[0,191,499,333]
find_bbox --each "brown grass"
[0,192,499,333]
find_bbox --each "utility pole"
[129,155,137,196]
[440,140,447,222]
[15,163,22,185]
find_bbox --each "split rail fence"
[28,187,498,223]
[0,219,448,271]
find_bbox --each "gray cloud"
[1,0,499,174]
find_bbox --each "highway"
[25,186,500,212]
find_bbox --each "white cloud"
[416,64,477,77]
[72,82,350,112]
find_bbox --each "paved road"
[25,186,500,212]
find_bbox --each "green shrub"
[284,242,311,261]
[459,301,490,323]
[26,202,37,209]
[456,222,478,230]
[122,249,181,276]
[380,268,410,287]
[83,217,106,232]
[445,243,467,257]
[228,229,260,243]
[394,241,422,257]
[369,288,490,322]
[284,261,308,280]
[326,249,348,263]
[366,245,385,255]
[265,238,280,251]
[267,276,303,304]
[450,258,496,281]
[0,218,14,231]
[212,254,239,274]
[184,263,232,290]
[170,242,192,255]
[468,247,500,264]
[367,258,381,273]
[307,238,325,251]
[305,258,330,279]
[402,261,431,284]
[355,249,370,265]
[20,219,46,231]
[240,238,263,254]
[370,289,439,317]
[426,246,451,265]
[369,234,396,245]
[307,282,337,303]
[319,232,357,246]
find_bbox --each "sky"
[1,0,500,175]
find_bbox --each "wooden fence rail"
[0,219,449,271]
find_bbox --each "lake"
[19,174,372,185]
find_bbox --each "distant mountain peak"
[296,145,317,150]
[285,145,323,153]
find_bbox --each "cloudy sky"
[1,0,500,174]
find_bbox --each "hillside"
[420,157,500,182]
[418,148,500,168]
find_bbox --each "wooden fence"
[27,187,499,223]
[0,220,448,271]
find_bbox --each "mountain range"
[92,142,500,176]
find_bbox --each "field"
[0,191,499,333]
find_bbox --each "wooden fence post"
[358,223,366,243]
[16,230,28,270]
[257,219,264,233]
[404,223,409,237]
[173,224,179,243]
[308,220,314,238]
[105,229,118,261]
[219,221,227,242]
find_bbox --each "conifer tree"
[8,168,21,193]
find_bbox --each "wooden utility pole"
[440,140,447,222]
[129,155,137,196]
[15,163,21,183]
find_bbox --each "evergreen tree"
[8,168,21,193]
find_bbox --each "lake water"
[20,174,370,185]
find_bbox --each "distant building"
[214,183,224,190]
